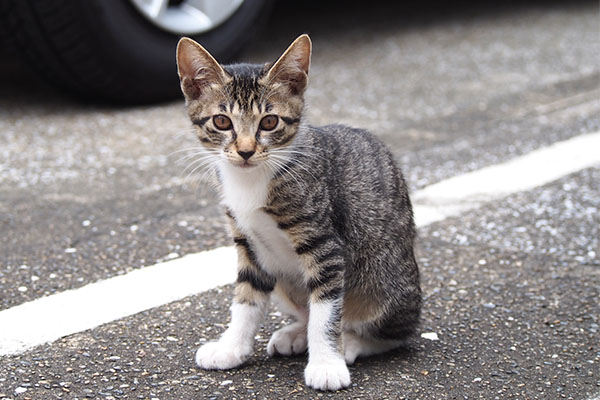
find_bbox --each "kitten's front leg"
[305,297,351,391]
[195,299,267,369]
[195,236,275,370]
[300,241,351,391]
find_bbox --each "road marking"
[0,247,237,356]
[412,131,600,226]
[1,132,600,356]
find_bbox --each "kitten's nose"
[237,150,255,160]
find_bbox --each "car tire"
[0,0,272,104]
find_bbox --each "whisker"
[168,147,203,157]
[176,151,219,164]
[169,128,195,141]
[269,154,319,184]
[182,156,219,178]
[181,161,216,181]
[192,163,219,196]
[268,156,307,191]
[269,148,327,163]
[168,146,219,157]
[270,149,322,178]
[184,163,218,192]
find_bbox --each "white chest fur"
[219,164,302,280]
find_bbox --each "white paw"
[267,322,307,357]
[195,341,249,370]
[304,357,351,391]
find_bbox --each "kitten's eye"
[259,115,278,131]
[213,115,232,130]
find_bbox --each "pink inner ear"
[177,39,225,99]
[177,41,200,79]
[267,37,311,94]
[291,40,311,75]
[180,77,201,100]
[273,66,307,95]
[180,70,221,100]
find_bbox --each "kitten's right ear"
[176,37,227,100]
[264,34,312,95]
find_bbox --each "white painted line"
[412,131,600,226]
[1,132,600,356]
[0,247,237,356]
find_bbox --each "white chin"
[234,161,257,169]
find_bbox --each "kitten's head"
[176,35,311,169]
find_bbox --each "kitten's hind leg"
[267,283,309,357]
[267,321,308,356]
[343,331,403,365]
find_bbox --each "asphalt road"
[1,1,599,399]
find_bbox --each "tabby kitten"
[176,34,421,391]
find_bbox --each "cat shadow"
[201,340,421,371]
[351,342,422,372]
[189,343,422,397]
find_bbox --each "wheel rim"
[129,0,245,35]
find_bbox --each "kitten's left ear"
[176,37,227,100]
[264,34,312,95]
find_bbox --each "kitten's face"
[176,35,311,169]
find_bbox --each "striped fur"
[177,35,421,391]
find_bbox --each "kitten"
[176,34,422,391]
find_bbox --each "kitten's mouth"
[234,160,257,169]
